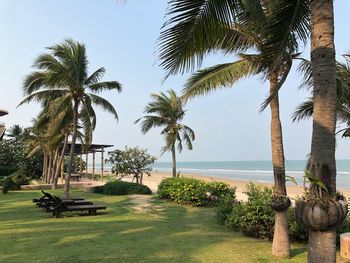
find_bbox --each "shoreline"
[120,171,350,201]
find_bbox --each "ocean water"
[152,160,350,189]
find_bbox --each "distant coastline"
[91,159,350,188]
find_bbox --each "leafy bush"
[216,182,350,242]
[2,177,18,194]
[216,194,237,224]
[158,177,236,206]
[288,208,308,242]
[1,170,30,194]
[94,180,152,195]
[0,166,18,177]
[225,183,274,239]
[9,170,30,186]
[0,139,43,179]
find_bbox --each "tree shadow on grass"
[290,247,307,257]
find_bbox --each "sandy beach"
[116,171,350,202]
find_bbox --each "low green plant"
[216,182,350,242]
[224,183,274,240]
[216,194,237,224]
[0,166,18,177]
[288,208,308,242]
[94,180,152,195]
[2,177,18,194]
[9,170,30,186]
[158,177,235,206]
[1,170,30,194]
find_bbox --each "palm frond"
[292,99,313,122]
[182,59,260,100]
[158,0,240,76]
[88,93,118,120]
[84,67,105,85]
[262,0,310,57]
[17,89,66,107]
[88,81,122,94]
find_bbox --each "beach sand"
[119,171,350,202]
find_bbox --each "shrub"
[216,194,237,224]
[216,182,350,242]
[0,166,17,177]
[158,177,236,206]
[2,177,18,194]
[288,208,308,242]
[94,180,152,195]
[0,140,43,179]
[9,170,30,186]
[224,183,274,240]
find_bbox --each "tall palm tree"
[158,0,309,258]
[136,90,195,177]
[19,39,122,197]
[306,1,338,261]
[282,0,340,261]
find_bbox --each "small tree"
[107,147,156,184]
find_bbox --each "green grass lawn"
[0,190,309,263]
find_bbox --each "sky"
[0,0,350,162]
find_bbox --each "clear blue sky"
[0,0,349,162]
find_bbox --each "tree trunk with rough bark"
[47,153,53,184]
[52,134,68,189]
[308,1,338,262]
[42,152,48,181]
[50,150,59,184]
[171,146,176,177]
[269,71,290,258]
[65,101,79,198]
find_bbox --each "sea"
[92,160,350,189]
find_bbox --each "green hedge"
[157,177,236,206]
[94,180,152,195]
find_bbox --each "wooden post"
[101,147,104,181]
[92,150,95,178]
[85,152,88,178]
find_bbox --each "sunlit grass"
[0,190,309,263]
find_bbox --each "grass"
[0,190,309,263]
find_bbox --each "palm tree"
[283,0,341,261]
[19,39,122,197]
[158,0,309,258]
[306,1,338,261]
[136,90,195,177]
[7,125,24,142]
[293,55,350,133]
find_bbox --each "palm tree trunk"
[308,1,338,262]
[47,152,53,184]
[42,152,48,181]
[269,71,290,258]
[65,100,79,198]
[50,150,59,184]
[171,146,176,177]
[52,134,68,189]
